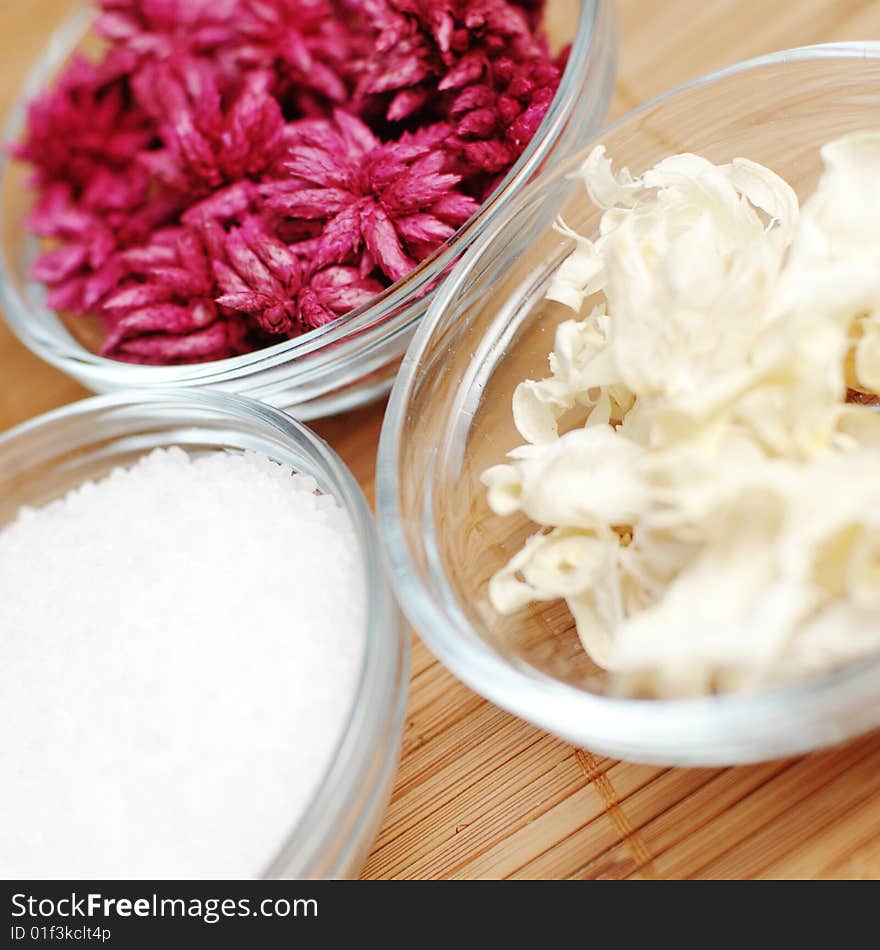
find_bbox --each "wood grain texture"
[1,0,878,881]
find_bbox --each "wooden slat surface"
[2,0,879,881]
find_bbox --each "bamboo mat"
[2,0,880,881]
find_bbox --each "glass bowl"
[0,389,407,878]
[377,43,880,767]
[0,1,617,420]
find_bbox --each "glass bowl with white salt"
[0,389,406,879]
[377,43,880,767]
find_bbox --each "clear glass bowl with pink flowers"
[0,1,617,419]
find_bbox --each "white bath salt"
[0,448,366,879]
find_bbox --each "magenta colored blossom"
[109,316,251,363]
[13,56,153,190]
[100,226,252,362]
[181,180,259,227]
[213,215,384,332]
[447,54,560,174]
[263,112,479,281]
[17,0,558,365]
[234,0,366,111]
[26,172,184,315]
[137,59,284,193]
[352,0,544,118]
[510,0,545,29]
[345,0,559,185]
[96,0,244,85]
[98,0,361,115]
[28,184,128,314]
[97,0,241,51]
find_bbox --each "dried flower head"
[100,226,252,362]
[13,55,153,191]
[352,0,545,115]
[137,59,285,194]
[213,215,384,332]
[263,111,479,281]
[235,0,366,111]
[446,53,560,177]
[96,0,243,79]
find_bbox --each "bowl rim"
[377,41,880,767]
[0,0,613,388]
[0,387,408,877]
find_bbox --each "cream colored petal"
[580,145,640,209]
[584,389,612,427]
[488,529,612,615]
[723,157,799,241]
[782,601,880,675]
[512,377,576,445]
[545,219,606,312]
[480,463,523,517]
[847,526,880,609]
[835,404,880,450]
[487,536,546,614]
[567,593,615,669]
[517,426,647,529]
[483,133,880,697]
[549,314,607,379]
[855,323,880,393]
[520,530,610,599]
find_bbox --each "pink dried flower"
[28,183,125,314]
[351,0,545,121]
[96,0,243,83]
[180,180,259,227]
[100,226,251,362]
[104,227,215,314]
[263,111,478,281]
[13,56,153,191]
[234,0,365,111]
[109,314,251,363]
[213,215,383,332]
[136,59,284,194]
[99,0,363,116]
[26,169,185,316]
[510,0,546,29]
[342,0,561,188]
[447,54,560,175]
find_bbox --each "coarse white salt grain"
[0,447,366,879]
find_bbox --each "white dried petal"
[522,530,610,597]
[489,528,612,613]
[722,157,799,241]
[855,322,880,392]
[511,377,577,445]
[512,312,622,444]
[612,545,811,680]
[580,144,640,209]
[843,525,880,610]
[481,463,523,517]
[546,220,605,311]
[783,602,880,675]
[836,404,880,449]
[488,559,537,614]
[514,426,647,530]
[812,131,880,248]
[568,593,615,668]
